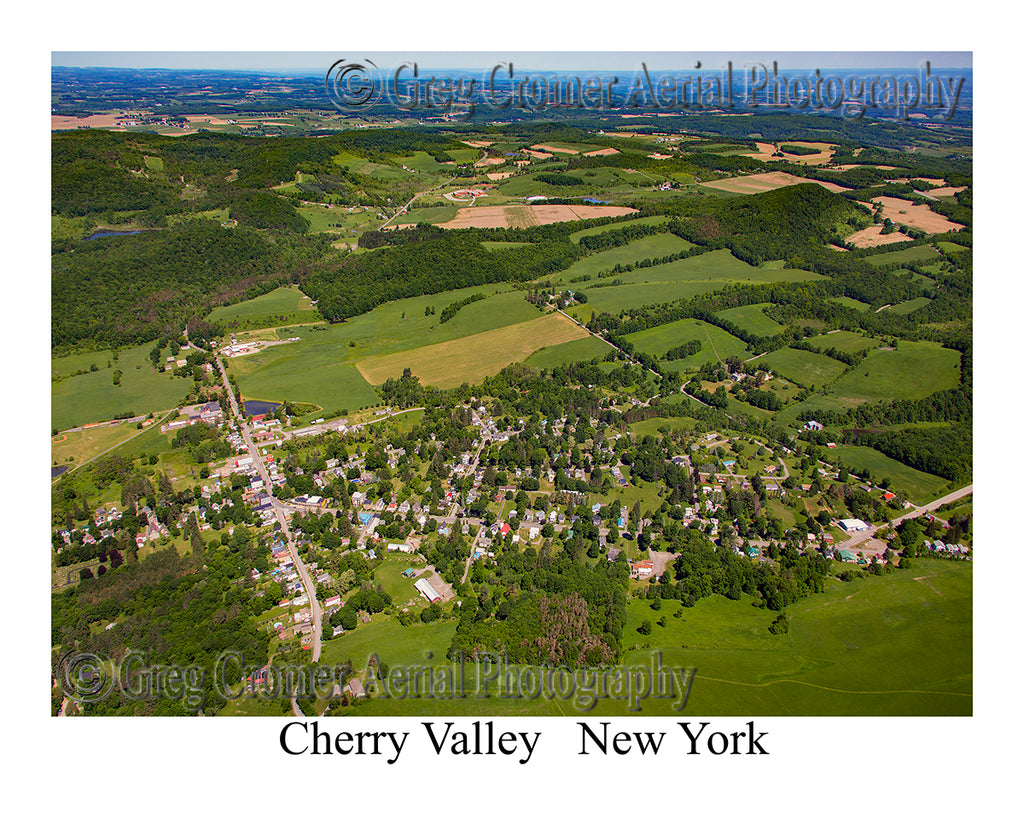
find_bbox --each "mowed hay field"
[715,303,785,336]
[437,204,636,229]
[52,344,191,431]
[870,196,965,234]
[357,312,590,387]
[804,330,880,355]
[552,233,695,282]
[524,335,614,369]
[829,341,961,405]
[758,347,849,388]
[626,318,748,368]
[700,171,848,195]
[227,287,540,412]
[567,250,823,318]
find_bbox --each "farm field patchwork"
[700,171,849,195]
[356,312,590,388]
[52,344,191,431]
[437,204,637,229]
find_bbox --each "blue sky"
[52,51,972,74]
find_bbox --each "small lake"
[83,230,142,241]
[243,400,281,417]
[52,465,70,478]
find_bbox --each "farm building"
[414,578,442,603]
[839,518,869,532]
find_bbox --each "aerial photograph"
[49,50,973,722]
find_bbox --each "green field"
[758,347,849,388]
[52,344,191,430]
[829,341,961,405]
[625,318,748,367]
[569,215,672,243]
[715,303,785,337]
[524,335,613,369]
[319,616,458,671]
[803,331,880,355]
[831,445,953,502]
[208,286,319,328]
[865,245,941,267]
[568,251,822,317]
[341,558,970,716]
[227,287,540,415]
[889,296,933,315]
[829,296,872,312]
[554,233,696,282]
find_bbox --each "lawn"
[758,347,849,388]
[52,344,191,431]
[715,303,785,337]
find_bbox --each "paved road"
[840,484,973,549]
[215,357,323,664]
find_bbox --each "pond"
[83,230,142,241]
[243,400,281,417]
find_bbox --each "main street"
[215,357,323,663]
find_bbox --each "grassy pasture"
[356,312,590,388]
[51,419,161,470]
[865,245,941,266]
[758,347,849,388]
[889,297,933,315]
[831,446,952,502]
[568,251,822,318]
[569,215,673,243]
[228,288,540,411]
[829,296,871,312]
[552,233,696,282]
[524,335,613,369]
[803,331,880,355]
[52,344,191,431]
[829,341,961,405]
[715,303,785,336]
[626,319,748,367]
[208,286,318,326]
[347,558,970,716]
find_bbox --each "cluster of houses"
[160,401,226,434]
